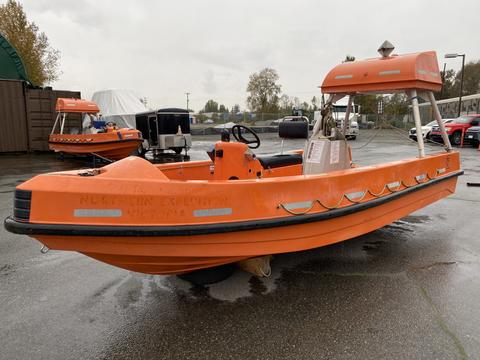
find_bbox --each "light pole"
[445,53,466,117]
[185,92,190,112]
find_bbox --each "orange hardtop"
[55,98,100,114]
[321,51,442,94]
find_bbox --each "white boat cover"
[83,89,149,129]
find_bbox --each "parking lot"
[1,130,479,359]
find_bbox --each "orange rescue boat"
[5,43,462,276]
[48,98,143,160]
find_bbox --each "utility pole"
[459,55,465,117]
[185,92,190,112]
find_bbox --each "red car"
[429,114,480,145]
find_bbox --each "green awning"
[0,32,31,84]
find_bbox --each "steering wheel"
[231,125,261,149]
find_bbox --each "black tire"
[177,264,236,285]
[172,147,183,155]
[451,131,462,146]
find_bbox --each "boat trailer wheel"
[231,125,261,149]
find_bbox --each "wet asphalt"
[1,130,479,360]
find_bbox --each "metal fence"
[192,94,480,135]
[404,93,480,124]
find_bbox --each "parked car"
[429,115,480,145]
[409,119,454,141]
[346,120,359,139]
[464,125,480,147]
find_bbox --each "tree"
[355,94,380,114]
[457,60,480,96]
[0,0,60,86]
[203,99,219,113]
[231,104,240,113]
[437,68,457,100]
[279,94,291,112]
[292,96,300,108]
[384,93,408,116]
[219,104,228,113]
[311,96,319,111]
[436,61,480,100]
[246,68,281,113]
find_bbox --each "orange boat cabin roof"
[55,98,100,114]
[321,51,442,94]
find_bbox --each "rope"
[278,171,440,216]
[367,184,389,197]
[344,190,369,203]
[278,195,345,215]
[350,116,449,151]
[382,123,449,149]
[279,118,452,216]
[351,127,382,149]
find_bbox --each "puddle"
[383,223,414,233]
[410,261,458,271]
[113,276,144,308]
[249,276,268,295]
[0,264,15,276]
[362,240,385,252]
[436,213,447,220]
[399,215,430,224]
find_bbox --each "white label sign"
[306,140,325,164]
[330,141,340,164]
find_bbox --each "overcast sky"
[16,0,480,111]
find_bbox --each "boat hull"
[5,157,461,274]
[49,130,142,160]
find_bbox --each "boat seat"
[257,154,303,169]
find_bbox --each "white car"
[409,119,454,141]
[347,121,359,140]
[334,119,359,140]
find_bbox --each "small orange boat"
[48,98,143,160]
[5,43,462,277]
